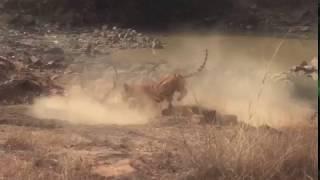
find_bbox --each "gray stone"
[45,47,64,55]
[30,56,39,63]
[246,25,253,30]
[299,26,310,32]
[20,14,35,26]
[151,39,163,49]
[102,25,108,31]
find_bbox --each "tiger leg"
[161,96,174,115]
[164,94,174,110]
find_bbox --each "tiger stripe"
[122,49,208,110]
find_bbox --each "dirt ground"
[0,103,317,180]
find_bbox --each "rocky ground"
[0,22,164,104]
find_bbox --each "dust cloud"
[174,34,317,128]
[30,33,317,127]
[30,84,154,126]
[184,68,315,128]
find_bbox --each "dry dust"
[184,70,315,128]
[29,85,153,125]
[158,34,316,128]
[176,36,316,128]
[29,34,317,127]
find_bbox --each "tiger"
[122,49,208,112]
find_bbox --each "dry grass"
[1,130,103,180]
[177,125,318,180]
[3,130,69,151]
[3,131,35,151]
[173,30,318,180]
[0,153,102,180]
[0,109,317,180]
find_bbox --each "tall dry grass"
[177,34,317,179]
[176,125,318,180]
[0,154,101,180]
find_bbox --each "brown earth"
[0,104,317,180]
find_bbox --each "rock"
[303,65,314,72]
[299,26,310,32]
[310,72,318,80]
[19,14,36,26]
[45,47,65,55]
[23,14,34,25]
[0,13,12,24]
[12,61,26,71]
[0,56,15,71]
[118,32,125,39]
[42,47,65,67]
[132,43,139,49]
[151,39,163,49]
[30,56,39,64]
[246,25,253,30]
[136,36,144,44]
[292,26,311,32]
[310,57,317,69]
[102,25,108,31]
[250,4,257,9]
[93,29,100,36]
[0,79,43,104]
[49,74,60,81]
[0,56,15,82]
[99,31,105,37]
[47,61,55,66]
[85,43,93,55]
[53,40,59,44]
